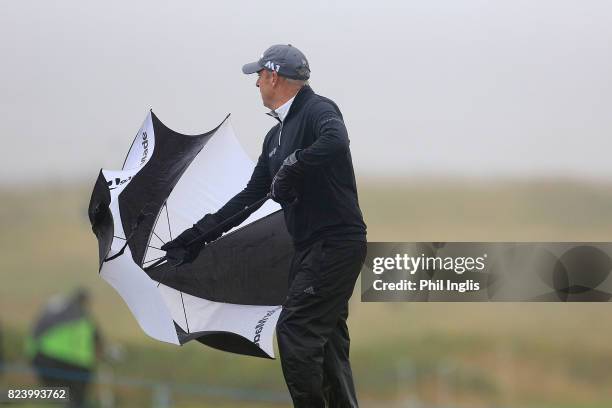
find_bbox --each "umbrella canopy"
[88,111,292,358]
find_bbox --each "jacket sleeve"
[214,138,272,228]
[297,102,350,167]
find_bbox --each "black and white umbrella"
[88,111,292,358]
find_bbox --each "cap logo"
[264,60,280,72]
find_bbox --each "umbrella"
[88,111,292,358]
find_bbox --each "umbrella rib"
[152,231,166,245]
[180,290,190,333]
[143,256,165,265]
[165,203,173,240]
[143,203,169,268]
[153,202,173,287]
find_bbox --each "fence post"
[152,383,172,408]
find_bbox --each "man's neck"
[270,87,302,111]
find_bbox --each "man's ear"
[271,71,279,87]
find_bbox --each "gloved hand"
[271,150,304,205]
[160,213,222,266]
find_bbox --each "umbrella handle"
[144,256,169,270]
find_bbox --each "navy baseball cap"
[242,44,311,80]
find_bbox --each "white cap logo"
[264,60,280,72]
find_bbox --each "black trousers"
[276,239,367,408]
[33,354,92,408]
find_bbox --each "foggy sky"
[1,0,611,185]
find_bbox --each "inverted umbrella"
[88,111,292,358]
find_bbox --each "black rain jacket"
[216,85,366,249]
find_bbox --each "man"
[162,44,367,407]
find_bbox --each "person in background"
[27,288,103,408]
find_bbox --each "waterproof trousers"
[277,239,367,408]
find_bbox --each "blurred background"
[1,1,611,407]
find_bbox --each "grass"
[2,179,612,407]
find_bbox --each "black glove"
[271,150,304,205]
[160,213,222,266]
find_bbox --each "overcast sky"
[1,0,611,186]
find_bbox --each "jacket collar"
[288,85,314,119]
[267,94,295,123]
